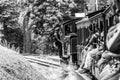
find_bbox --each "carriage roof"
[76,5,113,29]
[62,18,82,26]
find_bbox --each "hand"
[102,51,111,60]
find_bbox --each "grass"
[0,43,47,80]
[0,40,20,53]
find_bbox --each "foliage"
[0,0,25,27]
[0,39,20,52]
[98,0,107,9]
[0,45,47,80]
[5,27,23,52]
[0,0,27,53]
[30,0,76,35]
[85,0,107,12]
[0,0,85,54]
[31,35,58,55]
[28,0,85,54]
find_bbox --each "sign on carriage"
[75,13,86,18]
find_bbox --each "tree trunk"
[24,29,32,54]
[3,22,8,40]
[23,11,32,54]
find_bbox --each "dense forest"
[0,0,106,55]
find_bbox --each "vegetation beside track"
[0,45,47,80]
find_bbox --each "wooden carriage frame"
[61,18,81,64]
[60,0,120,65]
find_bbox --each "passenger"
[106,11,120,54]
[61,40,70,64]
[78,33,104,74]
[54,27,63,59]
[98,12,120,68]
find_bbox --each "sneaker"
[78,68,90,74]
[77,68,97,80]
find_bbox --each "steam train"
[60,8,107,65]
[61,0,120,73]
[56,0,120,80]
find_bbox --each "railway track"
[25,56,61,68]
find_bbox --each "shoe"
[78,68,90,74]
[77,68,97,80]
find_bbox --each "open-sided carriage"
[60,0,120,79]
[75,5,113,79]
[61,8,106,65]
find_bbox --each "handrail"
[103,5,112,15]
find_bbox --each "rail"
[25,56,61,68]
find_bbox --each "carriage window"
[65,25,71,35]
[71,38,77,53]
[71,23,77,33]
[64,42,69,55]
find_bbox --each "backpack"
[106,23,120,54]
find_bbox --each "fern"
[0,40,20,53]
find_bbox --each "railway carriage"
[60,0,120,80]
[60,0,120,64]
[61,8,106,65]
[76,8,106,66]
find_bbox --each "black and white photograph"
[0,0,120,80]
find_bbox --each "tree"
[85,0,107,12]
[0,0,27,52]
[30,0,87,54]
[21,0,85,54]
[0,0,86,54]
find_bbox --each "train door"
[70,36,78,64]
[62,41,70,57]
